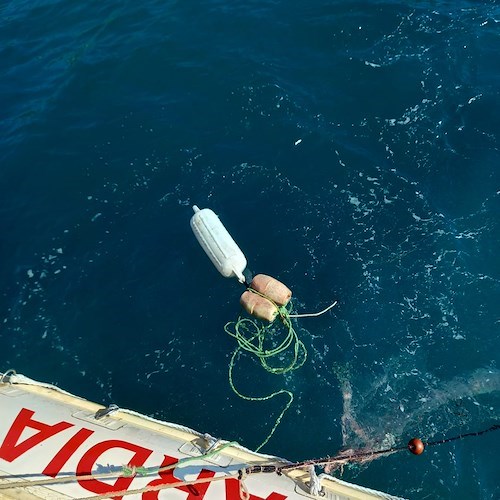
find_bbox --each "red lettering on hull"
[76,439,153,499]
[0,408,73,462]
[1,408,289,500]
[142,454,216,499]
[43,427,94,477]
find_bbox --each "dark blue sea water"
[1,1,499,498]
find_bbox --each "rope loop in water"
[224,292,307,451]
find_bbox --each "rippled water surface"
[1,1,499,498]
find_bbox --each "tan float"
[249,274,292,306]
[240,290,279,322]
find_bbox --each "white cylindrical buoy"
[190,206,247,282]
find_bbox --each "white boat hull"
[0,373,403,500]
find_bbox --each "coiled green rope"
[224,291,307,451]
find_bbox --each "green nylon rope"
[224,290,307,452]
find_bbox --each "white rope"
[307,464,322,496]
[238,470,250,500]
[78,473,235,500]
[0,369,16,384]
[289,300,337,318]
